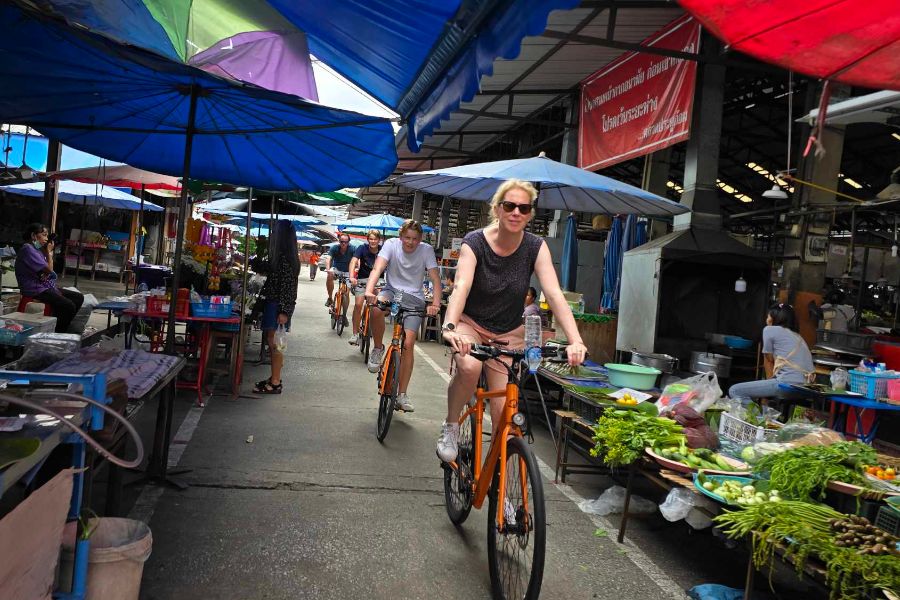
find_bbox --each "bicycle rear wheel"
[443,409,476,525]
[376,350,399,442]
[362,330,371,362]
[487,436,546,600]
[336,305,346,336]
[330,307,337,330]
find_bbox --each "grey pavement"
[136,274,811,600]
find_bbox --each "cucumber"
[713,455,734,471]
[684,453,702,467]
[670,452,688,463]
[693,448,714,461]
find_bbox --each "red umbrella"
[678,0,900,91]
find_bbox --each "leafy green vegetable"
[752,442,878,501]
[590,410,684,467]
[715,501,900,599]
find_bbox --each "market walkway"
[135,276,711,600]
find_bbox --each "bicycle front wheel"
[443,409,476,525]
[336,306,346,336]
[376,350,399,442]
[487,436,546,600]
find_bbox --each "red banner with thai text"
[578,16,701,171]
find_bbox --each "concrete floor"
[124,274,816,600]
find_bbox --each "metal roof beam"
[579,1,679,8]
[540,30,782,75]
[454,108,573,128]
[477,88,574,96]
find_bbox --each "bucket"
[58,518,152,600]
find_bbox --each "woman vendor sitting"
[728,303,814,406]
[15,223,84,333]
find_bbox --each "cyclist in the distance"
[437,179,587,462]
[324,233,353,315]
[348,229,382,346]
[364,220,441,412]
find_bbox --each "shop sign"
[578,16,701,170]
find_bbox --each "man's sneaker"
[348,333,359,345]
[367,346,384,373]
[395,393,414,412]
[325,297,332,307]
[436,421,460,463]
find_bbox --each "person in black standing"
[254,220,300,394]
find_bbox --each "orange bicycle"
[330,273,350,336]
[442,342,560,600]
[356,282,381,364]
[373,298,425,442]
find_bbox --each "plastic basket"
[145,296,189,318]
[875,505,900,537]
[848,369,900,400]
[717,412,779,445]
[190,298,232,319]
[0,324,36,346]
[570,394,604,424]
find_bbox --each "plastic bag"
[830,367,849,391]
[688,584,744,600]
[656,372,722,415]
[774,422,844,446]
[578,485,656,516]
[658,488,695,522]
[274,324,287,353]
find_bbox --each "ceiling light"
[762,184,789,199]
[892,133,900,142]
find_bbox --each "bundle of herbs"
[590,410,684,467]
[714,501,900,599]
[752,441,877,501]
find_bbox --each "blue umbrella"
[335,213,434,234]
[0,180,163,212]
[560,214,578,291]
[395,153,689,216]
[600,217,623,311]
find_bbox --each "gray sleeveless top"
[462,229,544,333]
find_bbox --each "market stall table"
[41,347,187,508]
[780,383,900,444]
[122,309,241,405]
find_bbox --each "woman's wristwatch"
[442,322,456,334]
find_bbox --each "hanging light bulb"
[735,274,747,293]
[892,244,898,258]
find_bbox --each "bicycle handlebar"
[468,343,564,362]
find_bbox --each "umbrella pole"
[165,84,199,355]
[235,188,253,395]
[74,194,87,287]
[135,183,145,270]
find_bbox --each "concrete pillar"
[781,95,848,300]
[42,139,62,231]
[427,199,439,229]
[641,148,672,239]
[437,196,452,249]
[676,40,725,231]
[457,199,470,236]
[548,99,579,238]
[411,191,424,222]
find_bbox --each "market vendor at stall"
[728,303,814,406]
[15,223,84,333]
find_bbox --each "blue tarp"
[406,0,580,151]
[335,213,434,233]
[0,4,398,192]
[561,214,578,291]
[600,217,623,311]
[0,180,163,211]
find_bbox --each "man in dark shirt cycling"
[348,229,382,345]
[325,233,353,310]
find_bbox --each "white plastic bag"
[658,488,695,522]
[274,324,287,353]
[578,485,656,516]
[656,371,722,415]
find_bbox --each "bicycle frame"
[454,376,527,531]
[377,318,405,394]
[334,279,349,314]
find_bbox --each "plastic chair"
[17,296,54,316]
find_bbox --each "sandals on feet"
[254,378,282,394]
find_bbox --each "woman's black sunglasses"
[499,201,533,215]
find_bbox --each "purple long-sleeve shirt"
[15,243,56,296]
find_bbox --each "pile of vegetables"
[714,501,900,599]
[830,515,898,555]
[563,384,658,415]
[543,362,607,380]
[590,410,684,467]
[699,476,781,505]
[654,446,741,472]
[752,441,878,501]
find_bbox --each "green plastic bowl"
[604,363,661,390]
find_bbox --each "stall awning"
[0,180,163,211]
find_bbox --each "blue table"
[93,300,133,330]
[780,383,900,444]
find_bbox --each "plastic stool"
[17,296,54,316]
